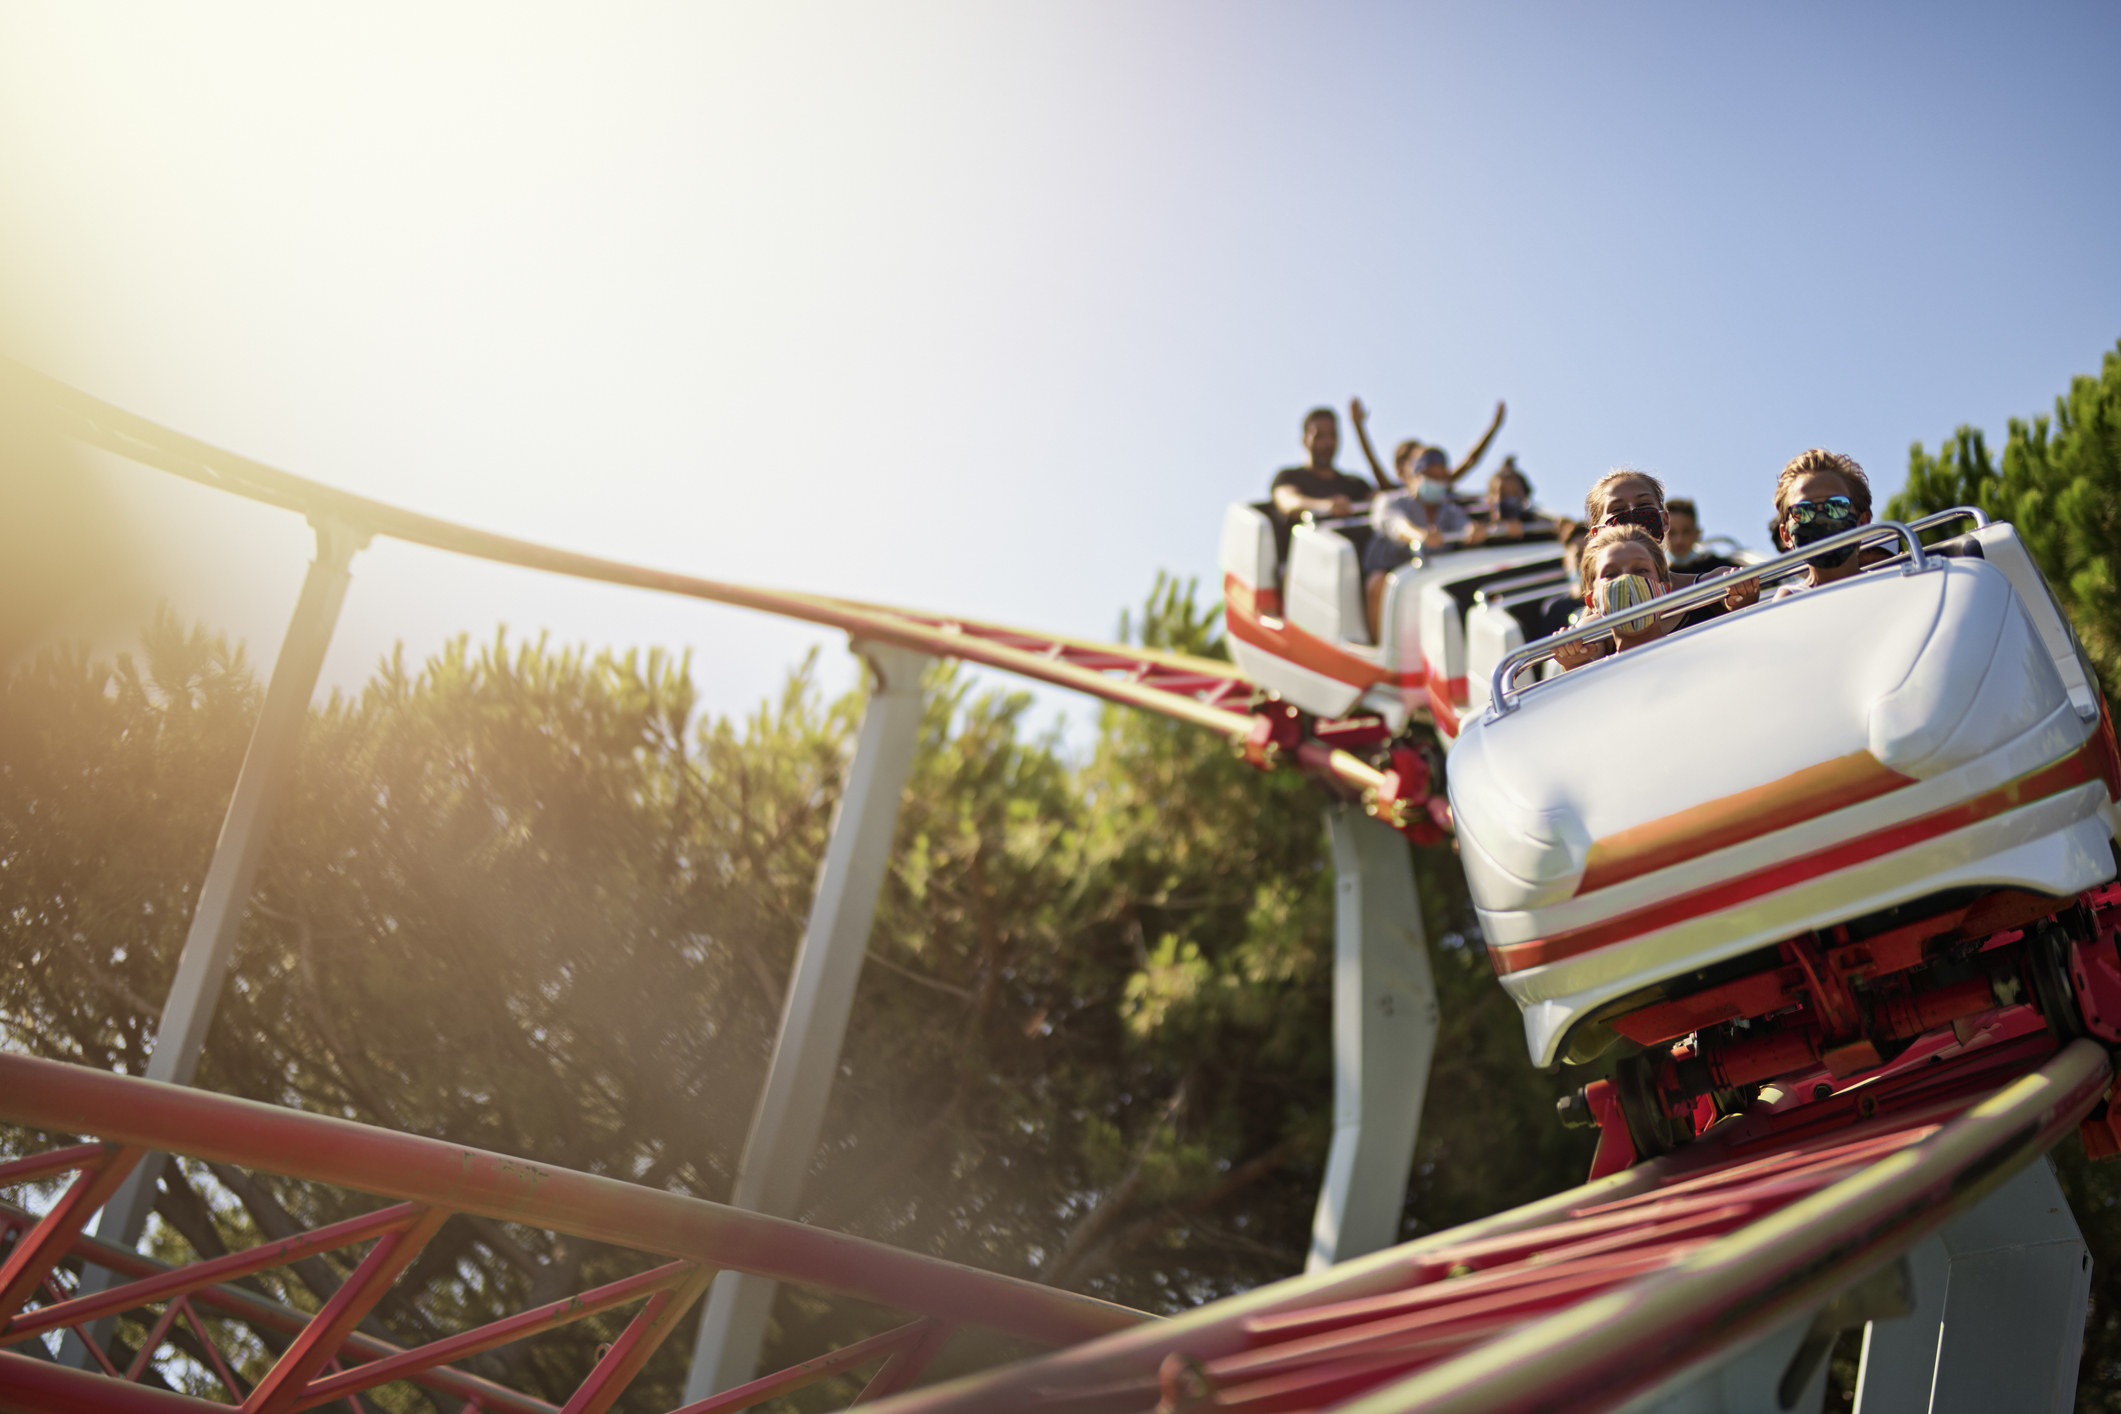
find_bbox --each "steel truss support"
[1851,1156,2090,1413]
[66,514,363,1357]
[1307,805,1439,1270]
[681,641,932,1402]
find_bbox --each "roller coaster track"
[2,364,2114,1411]
[0,1032,2103,1412]
[3,361,1410,819]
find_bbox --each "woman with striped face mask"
[1582,466,1759,619]
[1554,524,1676,669]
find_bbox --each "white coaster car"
[1446,518,2121,1070]
[1220,500,1567,736]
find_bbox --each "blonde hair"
[1773,449,1870,518]
[1585,467,1666,525]
[1581,523,1671,587]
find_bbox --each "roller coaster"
[1,360,2117,1413]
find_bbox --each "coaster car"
[1445,512,2121,1154]
[1219,499,1567,737]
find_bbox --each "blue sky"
[3,2,2117,740]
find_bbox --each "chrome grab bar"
[1473,566,1571,606]
[1485,520,1930,719]
[1907,505,1990,534]
[1480,581,1573,613]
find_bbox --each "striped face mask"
[1595,573,1661,635]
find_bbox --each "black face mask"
[1496,495,1526,521]
[1604,505,1668,541]
[1788,515,1858,568]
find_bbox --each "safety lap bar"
[1906,504,1990,534]
[1485,520,1928,719]
[1472,566,1570,606]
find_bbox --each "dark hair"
[1490,455,1532,499]
[1303,407,1338,432]
[1667,498,1699,521]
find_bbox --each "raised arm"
[1449,400,1507,483]
[1349,397,1395,490]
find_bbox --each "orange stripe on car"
[1489,738,2108,977]
[1223,573,1414,692]
[1577,751,1916,896]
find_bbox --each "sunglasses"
[1784,495,1856,526]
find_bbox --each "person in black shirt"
[1666,498,1738,574]
[1269,407,1377,519]
[1533,521,1591,639]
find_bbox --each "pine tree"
[1889,339,2121,714]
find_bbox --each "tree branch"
[1039,1079,1188,1288]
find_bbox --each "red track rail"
[866,1030,2108,1414]
[2,1033,2105,1413]
[3,360,1406,817]
[0,1052,1145,1414]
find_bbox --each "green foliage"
[1889,339,2121,714]
[1,578,1588,1409]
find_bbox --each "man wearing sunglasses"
[1770,449,1875,594]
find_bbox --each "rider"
[1557,524,1675,666]
[1553,470,1748,664]
[1361,445,1479,634]
[1349,395,1506,495]
[1666,498,1737,573]
[1768,449,1875,594]
[1269,407,1377,521]
[1478,456,1550,543]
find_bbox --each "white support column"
[66,515,363,1356]
[1611,1258,1916,1414]
[1612,1305,1836,1414]
[1852,1156,2090,1414]
[1605,1156,2089,1414]
[681,641,930,1402]
[1307,805,1439,1270]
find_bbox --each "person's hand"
[1326,495,1355,517]
[1465,522,1490,547]
[1421,527,1445,550]
[1613,614,1674,651]
[1553,636,1606,671]
[1350,396,1368,428]
[1496,518,1523,540]
[1723,575,1761,611]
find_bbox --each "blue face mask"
[1416,478,1451,505]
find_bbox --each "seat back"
[1219,502,1280,602]
[1463,602,1524,719]
[1419,554,1570,737]
[1286,523,1371,646]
